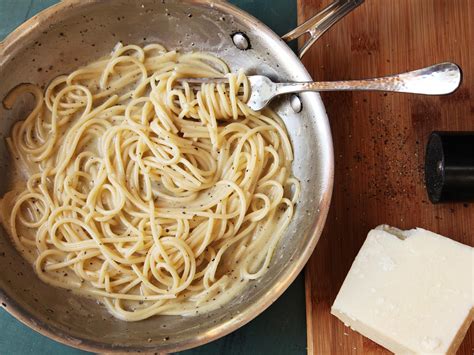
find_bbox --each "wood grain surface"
[297,0,474,354]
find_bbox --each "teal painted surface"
[0,1,305,354]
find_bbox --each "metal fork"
[179,62,461,111]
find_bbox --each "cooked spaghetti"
[0,43,300,321]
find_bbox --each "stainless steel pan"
[0,0,347,352]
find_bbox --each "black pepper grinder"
[425,132,474,203]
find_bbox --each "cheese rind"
[331,226,474,354]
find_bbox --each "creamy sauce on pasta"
[0,43,300,321]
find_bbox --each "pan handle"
[282,0,364,58]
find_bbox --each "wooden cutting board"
[297,0,474,353]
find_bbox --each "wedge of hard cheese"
[331,226,474,354]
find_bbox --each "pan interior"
[0,0,332,352]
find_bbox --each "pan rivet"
[290,94,302,113]
[232,32,250,50]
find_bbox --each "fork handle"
[275,62,461,96]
